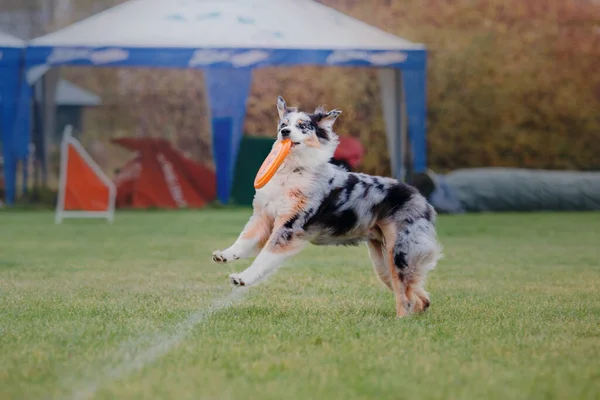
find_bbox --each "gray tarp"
[429,168,600,212]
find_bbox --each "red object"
[112,137,216,209]
[334,136,365,169]
[64,142,112,211]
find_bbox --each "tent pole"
[378,68,406,181]
[397,69,407,182]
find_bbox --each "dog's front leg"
[229,228,306,287]
[212,212,272,264]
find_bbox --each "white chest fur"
[255,169,305,218]
[253,164,333,221]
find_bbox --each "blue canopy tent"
[19,0,428,205]
[0,32,25,205]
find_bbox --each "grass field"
[1,210,599,400]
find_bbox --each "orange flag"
[55,126,115,223]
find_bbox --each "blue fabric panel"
[0,67,19,205]
[402,67,427,173]
[0,49,23,205]
[211,117,233,204]
[204,68,252,204]
[13,78,32,160]
[25,46,426,70]
[0,47,22,66]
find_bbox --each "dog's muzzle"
[279,128,291,138]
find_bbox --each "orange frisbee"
[254,139,292,189]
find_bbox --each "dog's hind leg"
[367,240,392,291]
[229,228,306,287]
[402,214,443,313]
[379,222,410,318]
[406,279,430,314]
[212,212,272,264]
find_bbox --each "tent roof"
[29,0,423,51]
[0,31,24,48]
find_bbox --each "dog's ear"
[277,96,288,120]
[314,105,327,115]
[315,109,342,130]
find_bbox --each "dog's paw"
[229,273,246,287]
[212,250,239,264]
[212,250,227,263]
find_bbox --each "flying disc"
[254,139,292,189]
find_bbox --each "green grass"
[1,210,599,400]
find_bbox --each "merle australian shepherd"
[213,96,443,317]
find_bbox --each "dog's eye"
[299,122,308,130]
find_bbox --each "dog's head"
[275,96,341,168]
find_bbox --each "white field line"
[67,287,249,400]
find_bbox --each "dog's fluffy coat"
[212,96,442,317]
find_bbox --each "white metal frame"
[55,125,116,224]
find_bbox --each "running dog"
[212,96,442,317]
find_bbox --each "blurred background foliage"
[2,0,600,181]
